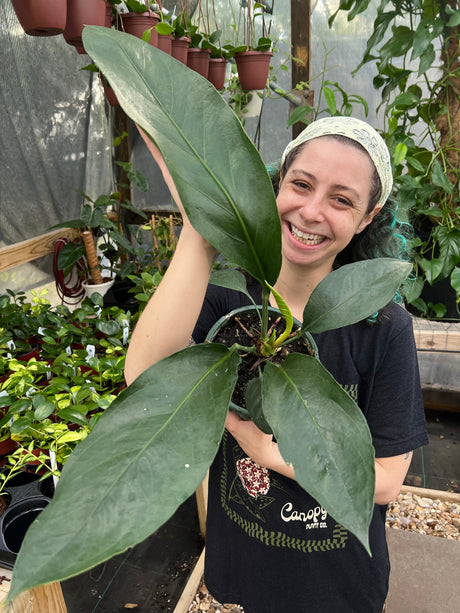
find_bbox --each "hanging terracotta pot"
[11,0,67,36]
[171,36,190,64]
[63,0,107,49]
[157,33,173,55]
[100,75,119,107]
[207,57,227,91]
[234,50,273,91]
[119,10,159,47]
[187,48,211,78]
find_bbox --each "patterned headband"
[281,117,393,206]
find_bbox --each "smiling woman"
[128,116,428,613]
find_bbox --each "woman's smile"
[288,223,328,247]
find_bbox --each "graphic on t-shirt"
[220,433,349,553]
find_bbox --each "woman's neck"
[271,260,333,322]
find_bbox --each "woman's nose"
[299,193,326,222]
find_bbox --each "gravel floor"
[186,490,460,613]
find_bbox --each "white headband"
[281,117,393,206]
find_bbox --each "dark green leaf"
[9,344,240,599]
[302,259,412,333]
[263,354,374,552]
[82,27,281,286]
[57,408,89,426]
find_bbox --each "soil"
[211,309,315,409]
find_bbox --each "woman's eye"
[335,196,353,207]
[294,180,310,189]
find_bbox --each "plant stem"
[260,284,270,341]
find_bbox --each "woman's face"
[276,136,382,275]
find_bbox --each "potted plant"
[52,164,148,298]
[63,0,108,52]
[10,0,67,37]
[5,27,412,601]
[170,7,191,64]
[233,0,274,91]
[112,0,160,46]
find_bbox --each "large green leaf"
[302,259,412,333]
[262,354,375,552]
[8,344,240,600]
[82,26,281,286]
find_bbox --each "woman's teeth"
[290,224,324,245]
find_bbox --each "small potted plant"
[6,28,412,601]
[233,0,274,91]
[112,0,160,46]
[52,163,148,299]
[10,0,67,37]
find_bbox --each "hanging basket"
[207,57,227,91]
[187,47,211,78]
[234,50,273,91]
[171,36,190,64]
[157,33,173,55]
[118,10,159,47]
[63,0,107,48]
[11,0,67,36]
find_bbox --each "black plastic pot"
[206,305,318,422]
[0,472,54,567]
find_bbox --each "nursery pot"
[187,47,211,78]
[2,497,49,553]
[82,278,115,299]
[157,33,173,55]
[171,36,190,64]
[11,0,67,36]
[63,0,107,48]
[234,50,273,91]
[206,306,318,421]
[207,57,227,91]
[119,11,159,47]
[101,75,119,106]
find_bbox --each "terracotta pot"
[63,0,107,48]
[207,57,227,90]
[171,36,190,64]
[157,33,173,55]
[11,0,67,36]
[119,11,159,47]
[187,47,211,78]
[101,75,119,106]
[234,50,273,91]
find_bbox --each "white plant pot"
[82,278,115,299]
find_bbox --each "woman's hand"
[225,412,295,480]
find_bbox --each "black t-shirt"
[193,283,428,613]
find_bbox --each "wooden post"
[290,0,312,138]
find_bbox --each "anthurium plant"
[7,27,411,601]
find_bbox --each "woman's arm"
[124,129,217,385]
[374,452,412,505]
[226,413,412,504]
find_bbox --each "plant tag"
[7,340,16,351]
[122,320,130,345]
[86,345,96,362]
[38,326,46,336]
[49,449,59,490]
[66,346,72,355]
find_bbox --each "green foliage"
[330,0,460,318]
[6,28,412,601]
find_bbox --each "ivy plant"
[7,28,411,601]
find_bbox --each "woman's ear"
[356,203,383,234]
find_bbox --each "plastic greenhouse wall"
[0,0,383,295]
